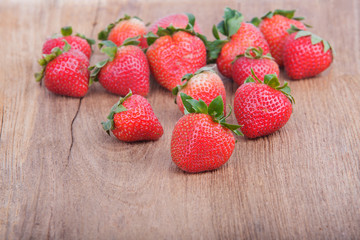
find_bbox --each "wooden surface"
[1,0,360,239]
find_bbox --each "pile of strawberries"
[35,8,334,173]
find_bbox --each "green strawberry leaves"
[262,9,297,20]
[245,69,295,104]
[287,25,334,54]
[35,40,72,83]
[180,93,243,136]
[101,90,132,135]
[172,66,216,96]
[98,15,143,41]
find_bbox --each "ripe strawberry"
[102,91,163,142]
[234,69,294,138]
[146,14,206,91]
[283,26,334,80]
[148,13,202,34]
[171,93,241,173]
[232,46,279,86]
[42,26,95,59]
[98,15,148,49]
[209,8,269,79]
[254,9,307,66]
[35,40,90,97]
[89,39,150,96]
[172,67,226,114]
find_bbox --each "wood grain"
[1,0,359,239]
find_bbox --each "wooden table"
[1,0,359,239]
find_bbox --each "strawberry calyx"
[245,68,295,104]
[251,9,310,27]
[35,39,72,83]
[89,38,140,85]
[52,26,96,49]
[180,93,243,136]
[214,7,244,38]
[172,66,216,96]
[101,90,132,135]
[287,25,334,54]
[232,46,273,63]
[205,8,243,63]
[98,15,143,41]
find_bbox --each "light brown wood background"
[1,0,360,239]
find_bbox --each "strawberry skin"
[171,114,235,173]
[148,13,202,34]
[232,47,279,86]
[283,31,333,80]
[234,72,294,138]
[232,57,279,85]
[174,69,226,114]
[259,12,306,66]
[108,18,148,49]
[98,45,150,96]
[171,93,241,173]
[146,31,206,91]
[44,49,89,97]
[216,23,269,79]
[103,92,163,142]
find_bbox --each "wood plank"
[0,0,359,239]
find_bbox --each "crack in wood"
[65,98,82,172]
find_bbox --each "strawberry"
[234,69,294,138]
[89,39,150,96]
[102,91,163,142]
[35,40,90,97]
[98,15,148,49]
[232,46,279,86]
[148,13,202,34]
[42,26,95,59]
[171,93,241,173]
[172,67,226,114]
[253,9,307,66]
[209,8,269,79]
[283,26,334,80]
[145,14,206,91]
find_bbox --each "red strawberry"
[234,70,294,138]
[102,91,163,142]
[171,93,241,173]
[98,15,148,49]
[283,26,334,80]
[255,9,307,66]
[42,26,95,59]
[148,13,202,34]
[89,39,150,96]
[232,46,279,86]
[35,40,90,97]
[172,67,226,114]
[211,8,269,79]
[146,15,206,91]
